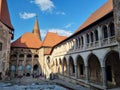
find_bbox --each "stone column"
[98,26,102,47]
[83,34,86,50]
[62,64,64,75]
[24,54,27,74]
[85,66,89,83]
[31,54,34,74]
[67,64,70,76]
[75,64,78,79]
[102,66,107,89]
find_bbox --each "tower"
[32,16,41,41]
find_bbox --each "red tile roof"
[42,32,67,47]
[75,0,113,33]
[0,0,13,30]
[11,32,42,48]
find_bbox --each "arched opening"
[95,30,98,41]
[88,54,102,84]
[26,65,32,76]
[27,54,32,58]
[77,55,85,79]
[103,25,108,39]
[109,23,115,37]
[33,64,39,77]
[34,54,39,59]
[105,51,120,88]
[86,34,90,43]
[69,56,75,76]
[33,64,38,71]
[19,54,24,58]
[91,32,94,42]
[63,57,67,75]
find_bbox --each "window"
[103,26,108,38]
[27,54,32,58]
[95,30,98,41]
[109,23,115,36]
[81,36,84,46]
[0,43,2,51]
[86,34,89,43]
[91,32,94,42]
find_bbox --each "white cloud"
[31,0,55,12]
[49,29,72,36]
[56,11,66,15]
[65,23,74,29]
[19,12,36,19]
[40,28,73,40]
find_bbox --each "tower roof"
[0,0,13,30]
[32,16,41,41]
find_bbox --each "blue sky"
[7,0,107,41]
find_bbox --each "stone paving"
[0,76,90,90]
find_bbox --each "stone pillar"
[85,66,89,83]
[31,54,34,74]
[75,65,78,79]
[83,34,86,50]
[102,66,107,89]
[24,54,27,74]
[62,64,64,75]
[98,26,102,47]
[67,64,70,76]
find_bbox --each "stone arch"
[34,54,39,58]
[88,53,102,83]
[108,22,115,37]
[102,25,108,39]
[69,56,75,76]
[94,29,98,41]
[63,57,67,75]
[104,51,120,87]
[76,55,85,79]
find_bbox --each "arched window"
[26,65,32,71]
[11,65,16,71]
[95,30,98,41]
[19,54,24,58]
[27,54,32,58]
[34,54,39,58]
[81,36,84,46]
[86,34,89,43]
[91,32,94,42]
[103,25,108,38]
[109,23,115,36]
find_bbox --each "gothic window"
[86,34,89,43]
[19,54,24,58]
[109,23,115,36]
[27,54,32,58]
[103,26,108,38]
[91,32,94,42]
[95,30,98,41]
[81,36,84,46]
[0,43,2,51]
[34,54,39,58]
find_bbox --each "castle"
[1,0,120,89]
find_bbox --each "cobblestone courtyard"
[0,76,90,90]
